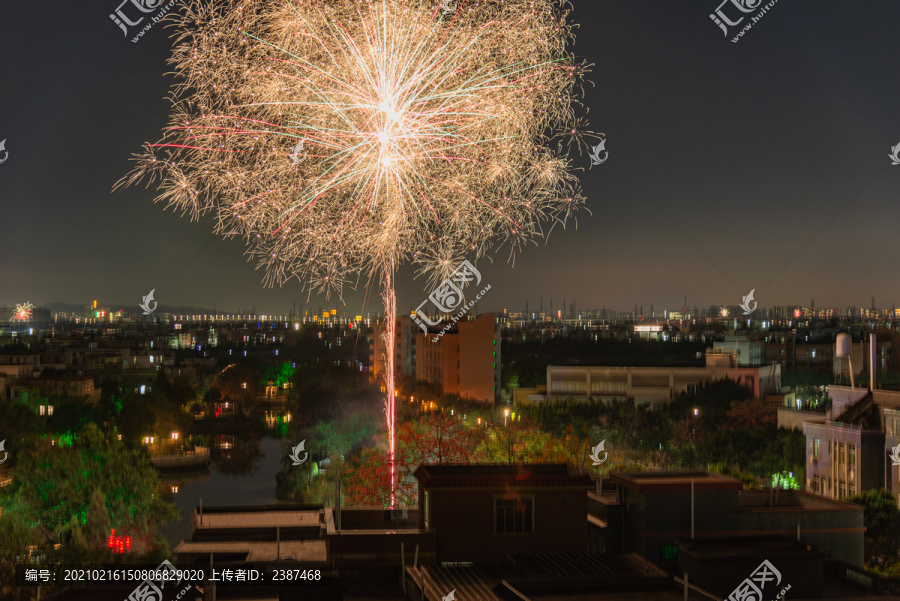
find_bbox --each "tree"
[0,507,35,599]
[5,423,177,559]
[726,397,776,430]
[849,490,900,568]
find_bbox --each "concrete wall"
[458,315,498,402]
[427,486,589,563]
[677,544,825,600]
[778,408,826,431]
[734,509,863,567]
[629,487,740,570]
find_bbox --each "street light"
[504,409,509,426]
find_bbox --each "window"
[495,497,534,534]
[848,444,856,467]
[661,544,678,560]
[424,491,430,529]
[813,438,820,459]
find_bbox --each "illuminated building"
[416,313,501,403]
[370,315,417,378]
[544,352,780,406]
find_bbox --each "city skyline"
[2,2,900,318]
[3,295,899,321]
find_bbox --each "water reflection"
[211,434,263,476]
[160,436,287,547]
[263,410,292,437]
[157,410,297,546]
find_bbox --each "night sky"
[2,1,899,316]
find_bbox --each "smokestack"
[870,333,877,392]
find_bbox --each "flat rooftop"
[195,509,321,529]
[676,536,816,557]
[414,464,592,488]
[737,489,864,511]
[173,539,327,563]
[610,470,743,492]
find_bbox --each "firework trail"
[116,0,592,506]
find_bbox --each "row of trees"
[293,379,804,506]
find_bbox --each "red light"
[108,529,131,553]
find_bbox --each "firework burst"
[12,302,34,322]
[116,0,592,505]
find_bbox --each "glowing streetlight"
[504,409,510,426]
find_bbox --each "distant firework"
[12,302,34,322]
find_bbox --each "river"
[159,427,290,548]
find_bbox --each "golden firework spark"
[116,0,592,504]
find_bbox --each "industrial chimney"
[869,333,877,392]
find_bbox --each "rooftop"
[610,470,743,492]
[414,464,592,489]
[195,509,320,530]
[407,553,716,601]
[737,489,864,512]
[173,539,327,563]
[676,536,825,559]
